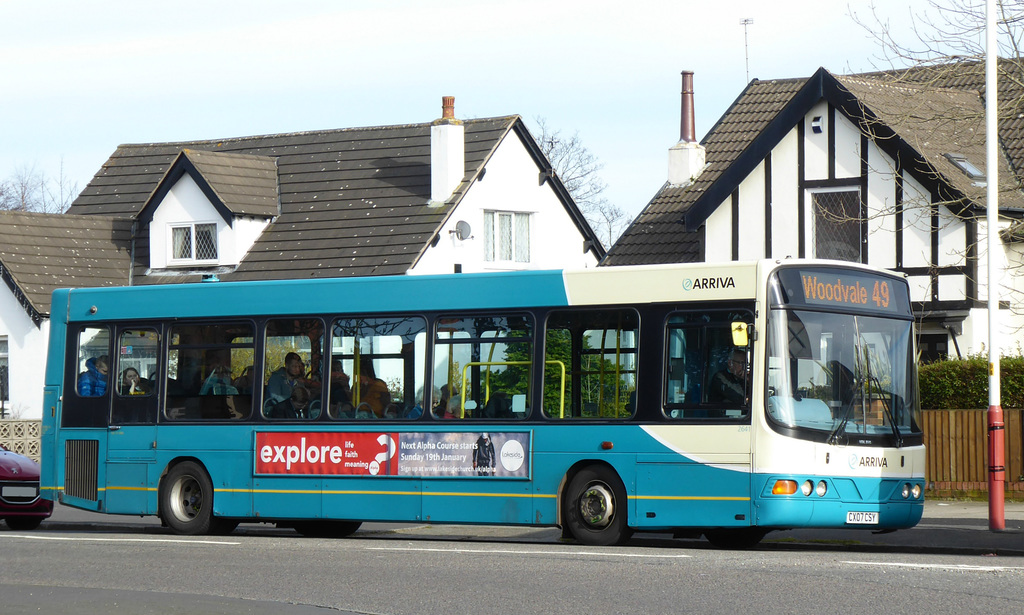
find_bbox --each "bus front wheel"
[563,465,632,546]
[160,461,221,535]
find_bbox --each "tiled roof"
[604,60,1024,267]
[69,117,523,279]
[0,211,132,318]
[604,76,807,265]
[170,149,280,218]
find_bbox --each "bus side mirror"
[731,322,749,347]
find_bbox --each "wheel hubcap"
[579,483,614,528]
[170,476,202,522]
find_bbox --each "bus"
[40,259,924,547]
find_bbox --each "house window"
[0,337,8,403]
[813,190,862,262]
[171,223,218,262]
[484,211,530,263]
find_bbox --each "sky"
[0,1,930,221]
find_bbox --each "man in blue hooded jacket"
[78,355,109,397]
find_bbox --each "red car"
[0,443,52,530]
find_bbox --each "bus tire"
[703,527,767,549]
[160,461,218,535]
[563,465,632,546]
[291,520,362,538]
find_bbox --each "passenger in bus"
[119,367,151,396]
[433,384,455,417]
[269,385,311,419]
[354,358,390,418]
[232,365,255,394]
[708,349,749,405]
[443,394,463,419]
[267,352,308,403]
[327,359,355,419]
[200,361,238,396]
[77,355,109,397]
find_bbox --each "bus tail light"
[772,480,798,495]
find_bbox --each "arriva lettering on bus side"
[40,260,925,548]
[682,276,736,291]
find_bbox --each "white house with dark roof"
[0,98,604,419]
[605,62,1024,360]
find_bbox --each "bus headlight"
[801,480,813,496]
[911,483,922,499]
[815,480,827,497]
[901,483,911,499]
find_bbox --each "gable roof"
[138,149,280,224]
[604,61,1024,267]
[0,211,132,320]
[70,115,601,281]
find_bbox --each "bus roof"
[53,260,898,323]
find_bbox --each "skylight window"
[943,153,985,181]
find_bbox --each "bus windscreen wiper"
[869,374,903,448]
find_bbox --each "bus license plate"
[846,511,878,525]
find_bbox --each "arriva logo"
[500,440,525,472]
[682,277,736,291]
[849,453,888,469]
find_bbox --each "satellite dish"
[452,220,472,241]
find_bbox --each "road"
[1,502,1022,614]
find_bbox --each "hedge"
[918,355,1024,410]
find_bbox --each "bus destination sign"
[797,270,900,313]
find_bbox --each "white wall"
[771,130,800,259]
[0,286,48,420]
[149,175,268,269]
[412,131,598,275]
[694,97,1024,355]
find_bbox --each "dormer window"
[171,222,218,263]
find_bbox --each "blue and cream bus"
[40,260,924,547]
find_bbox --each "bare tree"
[0,162,78,214]
[853,0,1024,324]
[533,117,629,248]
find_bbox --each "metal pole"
[985,0,1005,531]
[740,18,753,83]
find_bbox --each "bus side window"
[664,311,752,420]
[165,323,254,421]
[111,328,159,425]
[62,326,112,428]
[543,309,638,420]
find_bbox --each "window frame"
[810,188,863,263]
[169,221,219,266]
[483,210,531,264]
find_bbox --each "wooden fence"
[922,409,1024,499]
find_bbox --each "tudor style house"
[605,63,1024,360]
[0,98,604,419]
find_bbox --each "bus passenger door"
[58,326,112,513]
[105,328,161,515]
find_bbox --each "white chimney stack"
[430,96,465,205]
[668,71,706,186]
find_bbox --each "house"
[604,63,1024,360]
[0,98,604,419]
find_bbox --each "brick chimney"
[668,71,706,186]
[430,96,465,205]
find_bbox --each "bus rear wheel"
[160,461,225,535]
[563,465,632,546]
[703,527,767,549]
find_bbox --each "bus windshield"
[766,306,921,445]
